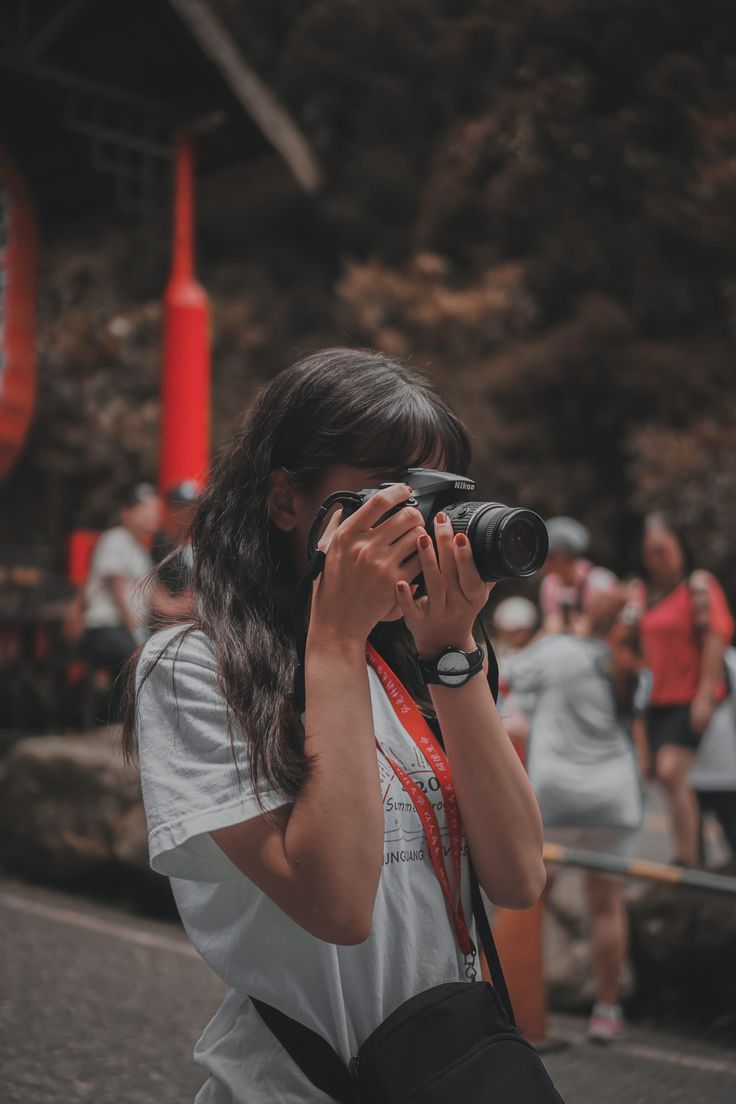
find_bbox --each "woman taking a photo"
[123,348,545,1104]
[632,514,734,867]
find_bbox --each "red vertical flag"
[0,149,37,483]
[159,132,211,497]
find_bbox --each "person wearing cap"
[491,596,538,659]
[540,517,618,635]
[78,483,163,720]
[493,597,539,748]
[149,480,199,627]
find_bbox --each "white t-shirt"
[84,526,152,629]
[690,647,736,790]
[136,626,475,1104]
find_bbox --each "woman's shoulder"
[135,626,227,734]
[137,624,217,682]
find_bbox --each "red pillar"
[159,132,210,497]
[0,149,37,484]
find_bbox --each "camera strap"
[306,491,364,577]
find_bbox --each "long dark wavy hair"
[121,348,472,804]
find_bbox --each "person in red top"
[632,514,735,866]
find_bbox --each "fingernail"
[419,533,432,550]
[455,533,468,548]
[436,512,448,525]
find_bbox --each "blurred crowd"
[493,513,736,1041]
[62,489,736,1044]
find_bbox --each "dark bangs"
[273,349,472,486]
[336,384,471,478]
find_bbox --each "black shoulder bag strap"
[469,858,516,1025]
[248,995,356,1103]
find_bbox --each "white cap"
[581,566,620,613]
[493,597,538,633]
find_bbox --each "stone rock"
[0,728,144,882]
[111,803,150,873]
[628,867,736,1037]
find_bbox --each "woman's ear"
[267,470,298,532]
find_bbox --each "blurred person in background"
[540,517,618,635]
[491,596,538,659]
[631,514,735,867]
[689,642,736,860]
[502,583,648,1043]
[77,483,162,721]
[493,596,538,745]
[150,479,199,628]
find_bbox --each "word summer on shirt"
[378,738,469,868]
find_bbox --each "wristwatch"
[418,644,485,688]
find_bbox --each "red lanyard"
[366,643,475,959]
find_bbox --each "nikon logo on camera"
[453,481,475,491]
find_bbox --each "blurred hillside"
[2,0,736,588]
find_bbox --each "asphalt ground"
[2,876,736,1104]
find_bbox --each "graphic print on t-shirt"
[377,733,468,875]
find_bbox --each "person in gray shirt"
[502,587,648,1043]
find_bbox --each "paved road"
[2,877,735,1104]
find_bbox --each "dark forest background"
[2,0,736,594]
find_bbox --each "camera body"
[340,468,548,581]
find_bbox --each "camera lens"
[499,514,541,574]
[445,501,549,580]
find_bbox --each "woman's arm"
[690,571,731,734]
[396,514,546,910]
[108,575,142,635]
[428,644,546,910]
[692,631,727,734]
[285,625,385,937]
[212,629,384,945]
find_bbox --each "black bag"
[251,865,565,1103]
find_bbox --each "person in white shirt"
[79,483,161,720]
[122,348,545,1103]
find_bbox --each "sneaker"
[587,1003,627,1043]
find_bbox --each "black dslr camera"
[307,468,548,581]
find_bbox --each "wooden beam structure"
[169,0,322,194]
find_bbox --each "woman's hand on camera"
[395,511,493,659]
[310,484,424,644]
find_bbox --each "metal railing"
[543,843,736,896]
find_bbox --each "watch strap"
[418,644,485,687]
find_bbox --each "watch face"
[436,650,472,686]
